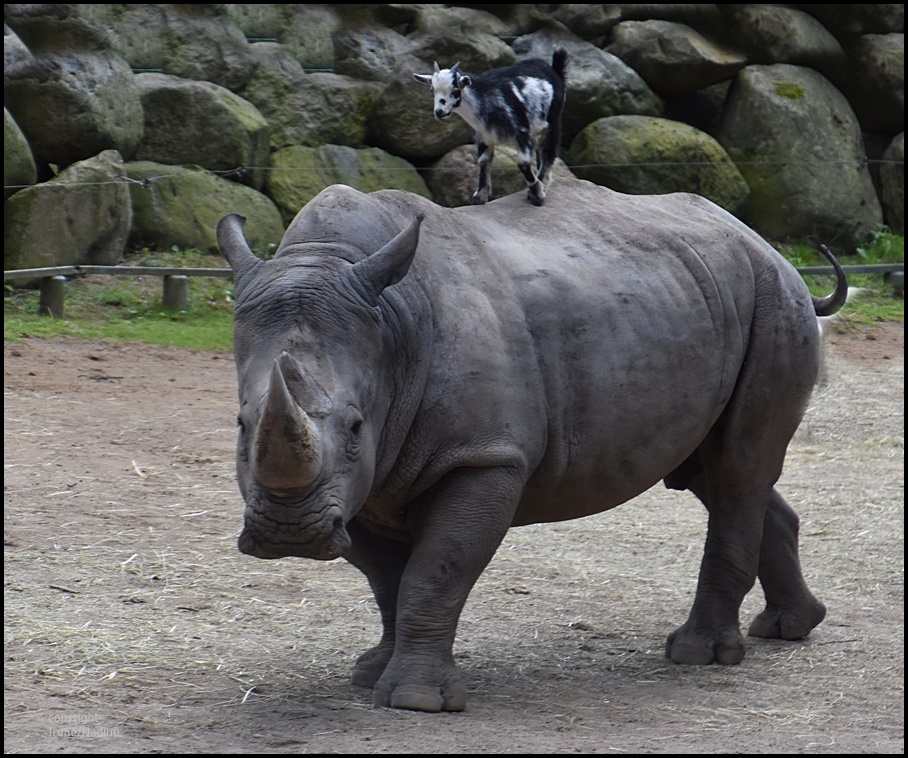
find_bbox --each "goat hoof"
[527,193,545,207]
[471,195,488,205]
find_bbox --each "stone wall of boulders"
[3,3,904,271]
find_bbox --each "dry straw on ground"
[4,326,904,753]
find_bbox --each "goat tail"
[551,47,569,82]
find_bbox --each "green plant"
[855,227,904,263]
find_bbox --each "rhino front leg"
[343,519,412,687]
[371,466,523,712]
[748,489,827,639]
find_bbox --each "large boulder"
[405,7,517,72]
[566,115,750,214]
[333,25,418,82]
[126,161,284,252]
[797,5,904,38]
[425,144,576,208]
[133,73,270,190]
[470,4,621,39]
[407,4,512,35]
[717,5,847,75]
[79,4,256,91]
[4,108,37,200]
[4,149,132,270]
[716,64,883,249]
[512,27,664,144]
[542,5,622,41]
[613,4,725,30]
[4,5,143,173]
[265,145,432,224]
[4,21,32,69]
[225,4,345,70]
[606,19,747,98]
[880,132,904,235]
[239,42,382,150]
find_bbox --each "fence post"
[38,276,66,318]
[162,275,189,311]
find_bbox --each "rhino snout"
[238,501,350,561]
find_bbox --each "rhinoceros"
[216,178,846,713]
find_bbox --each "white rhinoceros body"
[217,178,844,712]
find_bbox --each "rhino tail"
[811,242,848,318]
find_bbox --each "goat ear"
[457,73,472,88]
[413,73,433,85]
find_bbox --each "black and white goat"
[414,49,568,206]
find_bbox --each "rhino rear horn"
[216,213,263,291]
[253,355,323,495]
[350,215,424,306]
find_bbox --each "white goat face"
[413,62,471,121]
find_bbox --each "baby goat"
[414,49,568,206]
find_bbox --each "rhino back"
[353,180,818,523]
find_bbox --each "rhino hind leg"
[747,489,827,639]
[664,321,825,665]
[664,467,762,666]
[664,485,826,664]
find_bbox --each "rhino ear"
[350,215,424,306]
[216,213,263,289]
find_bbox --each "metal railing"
[3,265,233,318]
[4,262,903,319]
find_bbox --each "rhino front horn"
[253,356,323,495]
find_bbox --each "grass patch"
[4,248,237,352]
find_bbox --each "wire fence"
[2,155,903,193]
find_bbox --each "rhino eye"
[346,409,364,456]
[236,417,249,461]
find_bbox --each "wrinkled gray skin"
[217,178,846,713]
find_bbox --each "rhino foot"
[666,622,746,665]
[748,599,827,640]
[371,660,466,712]
[351,643,394,687]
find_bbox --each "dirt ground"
[3,322,904,754]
